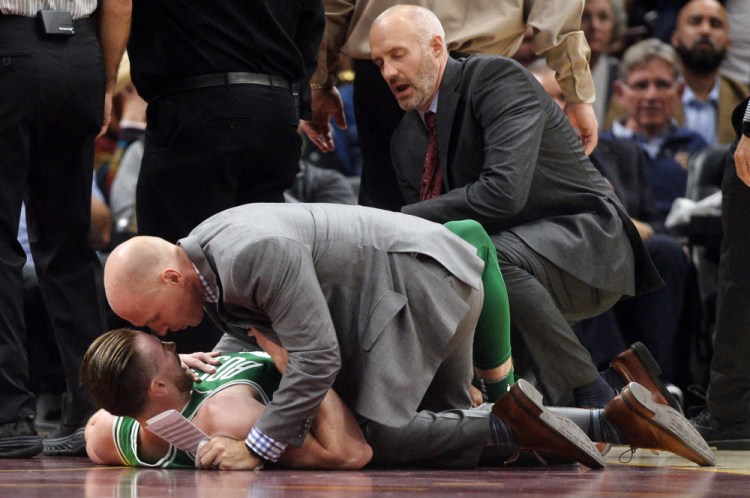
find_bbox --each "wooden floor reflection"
[1,446,749,497]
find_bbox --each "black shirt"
[128,0,324,105]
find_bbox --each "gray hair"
[618,38,683,83]
[374,5,446,50]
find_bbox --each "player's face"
[370,18,441,112]
[140,333,194,393]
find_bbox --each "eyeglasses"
[623,79,676,92]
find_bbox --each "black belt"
[0,14,95,34]
[166,72,292,95]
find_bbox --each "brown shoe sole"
[611,342,683,414]
[493,379,605,469]
[612,382,716,466]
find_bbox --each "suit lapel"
[436,58,463,190]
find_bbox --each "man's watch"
[742,121,750,138]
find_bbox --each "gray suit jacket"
[393,56,662,295]
[179,203,483,446]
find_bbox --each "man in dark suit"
[372,5,666,409]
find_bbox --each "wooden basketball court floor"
[2,446,749,497]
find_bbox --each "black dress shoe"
[691,408,750,450]
[43,424,86,456]
[0,417,43,458]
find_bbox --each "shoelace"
[504,448,549,467]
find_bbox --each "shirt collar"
[193,264,218,304]
[682,78,720,106]
[418,92,440,128]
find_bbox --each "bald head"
[105,236,176,302]
[372,5,445,48]
[104,236,205,335]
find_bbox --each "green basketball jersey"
[113,351,281,468]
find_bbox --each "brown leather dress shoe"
[610,342,683,414]
[492,379,605,469]
[604,382,716,466]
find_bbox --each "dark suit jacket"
[589,138,664,233]
[392,56,662,295]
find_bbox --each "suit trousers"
[707,138,750,423]
[0,16,107,425]
[352,59,405,211]
[136,83,302,353]
[493,231,621,405]
[362,255,486,468]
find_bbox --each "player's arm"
[280,389,372,469]
[84,410,125,465]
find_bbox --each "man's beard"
[675,41,726,73]
[174,366,196,395]
[396,52,439,111]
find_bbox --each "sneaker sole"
[43,427,86,456]
[502,379,605,469]
[0,436,43,459]
[622,382,716,466]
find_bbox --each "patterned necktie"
[420,111,442,200]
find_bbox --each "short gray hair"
[618,38,683,83]
[374,5,445,50]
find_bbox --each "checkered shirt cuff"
[246,427,287,463]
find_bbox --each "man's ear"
[149,378,168,397]
[431,34,444,57]
[160,268,182,285]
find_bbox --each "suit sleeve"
[229,238,341,447]
[526,0,594,104]
[401,60,547,224]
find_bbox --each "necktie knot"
[424,111,437,131]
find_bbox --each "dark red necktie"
[420,111,442,200]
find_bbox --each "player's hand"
[179,351,222,381]
[734,135,750,187]
[198,436,263,471]
[564,102,598,155]
[98,90,114,138]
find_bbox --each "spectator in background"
[582,0,627,127]
[606,39,708,222]
[720,0,750,87]
[671,0,748,146]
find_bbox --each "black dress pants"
[0,16,107,425]
[707,125,750,424]
[136,83,301,352]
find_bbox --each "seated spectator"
[604,38,708,222]
[671,0,748,145]
[605,2,748,141]
[582,0,628,127]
